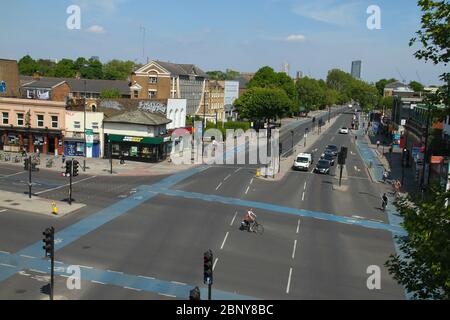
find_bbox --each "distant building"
[384,82,415,98]
[0,59,20,98]
[351,60,362,79]
[21,78,70,102]
[296,71,303,80]
[130,60,208,115]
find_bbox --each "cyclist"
[243,209,257,231]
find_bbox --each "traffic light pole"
[339,164,344,187]
[28,155,32,199]
[50,235,54,301]
[208,283,212,301]
[69,160,73,206]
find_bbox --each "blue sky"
[0,0,446,85]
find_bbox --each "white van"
[293,153,313,171]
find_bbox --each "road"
[0,109,404,300]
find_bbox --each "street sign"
[85,129,94,148]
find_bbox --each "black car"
[320,152,335,166]
[314,160,331,174]
[325,144,339,156]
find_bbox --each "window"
[148,90,157,99]
[74,121,81,129]
[2,112,9,124]
[37,115,44,127]
[92,122,99,129]
[91,105,97,112]
[17,113,24,126]
[27,90,35,99]
[51,116,58,128]
[134,90,139,98]
[149,77,158,84]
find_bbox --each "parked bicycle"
[46,158,54,168]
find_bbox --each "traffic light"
[338,147,348,165]
[72,160,79,177]
[42,227,54,257]
[65,160,72,176]
[203,250,213,285]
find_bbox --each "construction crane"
[396,68,406,84]
[416,71,423,84]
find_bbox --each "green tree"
[296,77,325,111]
[326,69,354,93]
[409,80,425,92]
[376,78,398,96]
[277,72,298,109]
[348,80,379,110]
[410,0,450,110]
[247,66,279,89]
[103,60,137,80]
[100,88,121,99]
[234,87,292,121]
[18,55,39,75]
[385,185,450,300]
[379,96,395,110]
[54,59,76,78]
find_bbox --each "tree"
[410,0,450,110]
[296,77,326,111]
[36,59,56,77]
[277,72,298,110]
[385,185,450,300]
[103,60,137,80]
[54,59,76,78]
[247,66,279,89]
[234,87,292,122]
[18,55,39,75]
[376,78,398,96]
[100,89,121,99]
[348,80,379,110]
[326,69,354,93]
[409,80,425,92]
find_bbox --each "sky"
[0,0,447,85]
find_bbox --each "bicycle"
[240,220,264,235]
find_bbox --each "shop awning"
[107,134,170,145]
[431,156,444,164]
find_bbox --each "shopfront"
[0,128,63,155]
[105,134,171,163]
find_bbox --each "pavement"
[0,107,407,300]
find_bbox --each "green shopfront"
[105,134,171,163]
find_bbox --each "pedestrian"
[62,154,66,164]
[36,147,40,158]
[376,140,380,150]
[382,171,389,183]
[382,193,388,211]
[394,180,401,197]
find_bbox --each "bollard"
[51,202,58,215]
[256,168,261,177]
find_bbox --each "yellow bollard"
[256,168,261,177]
[52,202,58,215]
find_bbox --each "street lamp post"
[83,80,87,172]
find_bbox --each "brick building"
[0,59,21,98]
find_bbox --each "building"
[206,80,225,123]
[64,110,104,158]
[20,76,131,100]
[21,78,70,102]
[130,60,208,115]
[103,110,172,163]
[0,59,21,98]
[351,60,362,79]
[295,71,303,80]
[0,97,65,155]
[384,82,415,98]
[224,81,239,121]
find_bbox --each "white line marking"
[92,280,106,285]
[301,192,305,201]
[0,250,10,254]
[1,172,26,178]
[0,209,6,213]
[30,269,46,274]
[54,261,64,264]
[304,182,307,190]
[224,174,231,181]
[292,240,298,259]
[234,168,242,173]
[20,255,35,259]
[0,263,15,268]
[59,274,70,278]
[107,270,123,274]
[250,178,254,185]
[215,182,223,191]
[230,211,238,226]
[159,293,176,298]
[171,281,187,286]
[79,265,93,269]
[296,220,301,234]
[245,186,250,194]
[138,275,155,280]
[124,286,142,292]
[220,232,229,250]
[286,268,293,294]
[35,175,97,195]
[213,258,219,271]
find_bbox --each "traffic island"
[0,190,85,217]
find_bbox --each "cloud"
[286,34,306,42]
[86,25,106,33]
[292,0,361,27]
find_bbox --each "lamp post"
[83,79,87,172]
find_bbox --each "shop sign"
[85,129,94,147]
[131,146,138,157]
[123,136,144,143]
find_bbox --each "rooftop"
[104,110,171,126]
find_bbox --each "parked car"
[339,127,349,134]
[293,153,313,171]
[325,144,339,156]
[314,160,331,174]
